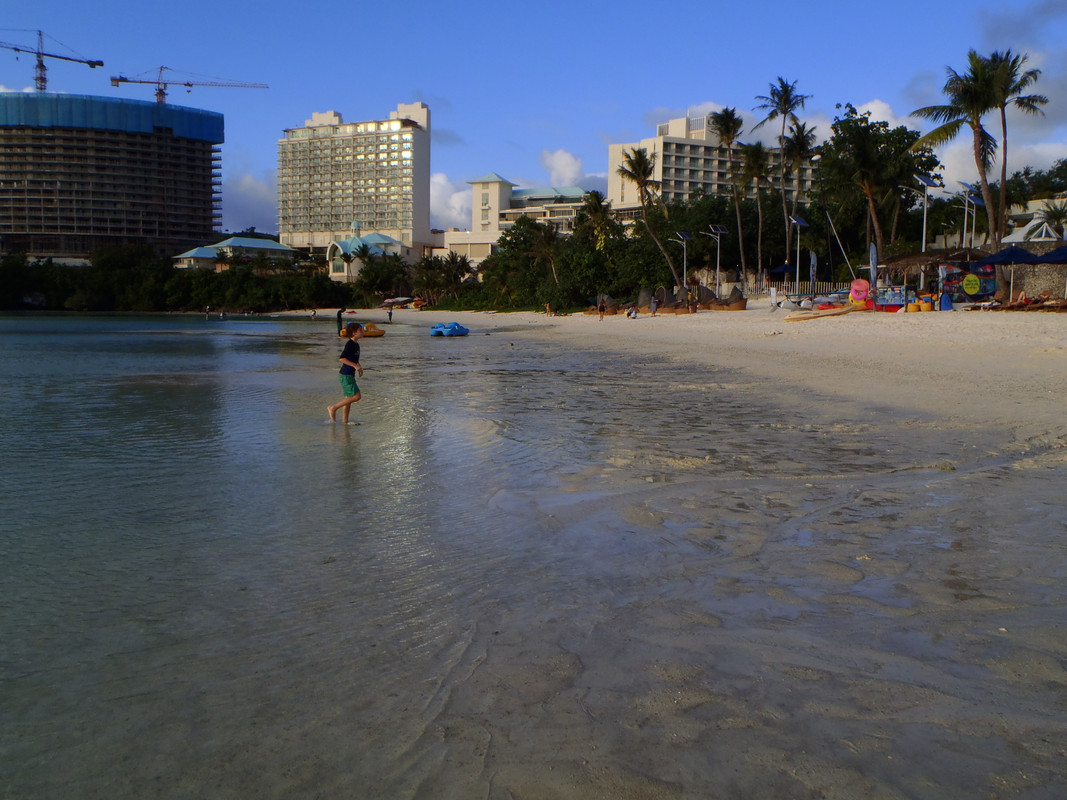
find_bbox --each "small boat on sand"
[362,323,385,337]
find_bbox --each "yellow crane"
[0,30,103,91]
[110,66,268,103]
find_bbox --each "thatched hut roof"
[883,248,988,274]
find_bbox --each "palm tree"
[989,50,1048,248]
[1038,200,1067,238]
[442,251,473,295]
[755,77,811,267]
[527,221,561,284]
[912,51,999,245]
[709,107,747,275]
[575,190,619,252]
[740,141,770,278]
[782,121,818,242]
[616,147,681,289]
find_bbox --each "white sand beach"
[343,303,1067,442]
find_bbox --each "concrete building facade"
[277,102,430,256]
[440,173,586,266]
[607,113,817,214]
[0,93,223,259]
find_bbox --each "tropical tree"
[573,190,621,252]
[616,147,681,289]
[820,105,910,262]
[912,51,999,246]
[1038,199,1067,238]
[989,50,1048,247]
[709,107,747,274]
[782,121,818,242]
[527,221,561,284]
[740,141,770,278]
[755,77,811,266]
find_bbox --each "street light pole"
[670,232,692,292]
[701,224,728,297]
[915,174,941,253]
[788,215,808,295]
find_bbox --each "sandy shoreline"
[321,304,1067,443]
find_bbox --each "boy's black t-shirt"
[339,339,360,375]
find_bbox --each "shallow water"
[1,313,1065,799]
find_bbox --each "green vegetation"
[2,51,1055,314]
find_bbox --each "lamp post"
[788,215,808,294]
[700,224,728,297]
[670,231,692,290]
[810,153,832,289]
[915,174,941,253]
[959,182,985,249]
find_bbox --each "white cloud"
[222,171,277,233]
[856,99,912,130]
[539,149,583,186]
[430,172,470,231]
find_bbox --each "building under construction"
[0,93,224,259]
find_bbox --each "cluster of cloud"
[221,171,276,234]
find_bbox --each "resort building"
[277,102,431,260]
[607,113,818,217]
[324,230,406,282]
[439,173,586,267]
[0,93,223,260]
[173,236,297,270]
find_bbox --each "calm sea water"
[2,313,1064,799]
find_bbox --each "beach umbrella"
[976,245,1039,265]
[1035,244,1067,264]
[976,246,1040,300]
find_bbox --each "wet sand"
[363,302,1067,440]
[318,303,1067,798]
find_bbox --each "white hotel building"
[607,114,817,215]
[277,102,431,255]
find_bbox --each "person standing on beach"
[650,294,658,317]
[328,322,364,424]
[598,299,606,321]
[336,307,346,333]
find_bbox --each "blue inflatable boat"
[430,322,469,337]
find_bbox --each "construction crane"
[110,66,268,104]
[0,30,103,91]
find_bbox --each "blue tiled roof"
[212,237,295,251]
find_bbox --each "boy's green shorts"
[339,373,360,397]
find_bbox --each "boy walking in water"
[328,322,364,424]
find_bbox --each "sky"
[3,0,1066,236]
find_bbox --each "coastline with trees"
[2,49,1059,314]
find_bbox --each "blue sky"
[4,0,1066,235]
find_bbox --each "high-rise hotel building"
[0,93,223,259]
[608,113,817,216]
[277,102,430,253]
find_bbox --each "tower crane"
[0,30,103,91]
[110,66,268,103]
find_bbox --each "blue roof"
[0,92,224,143]
[175,246,220,259]
[469,172,515,186]
[212,237,295,251]
[512,186,585,201]
[362,232,399,245]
